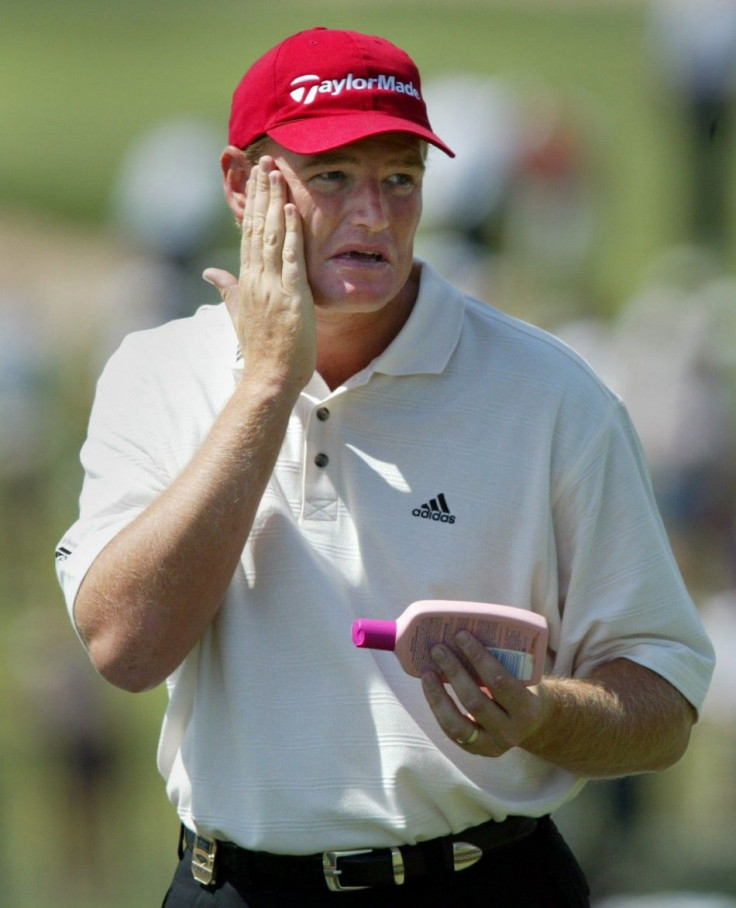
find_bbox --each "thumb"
[202,267,238,298]
[202,268,239,318]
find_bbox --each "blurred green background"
[2,1,736,905]
[6,0,730,303]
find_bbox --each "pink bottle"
[352,600,548,685]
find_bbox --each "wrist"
[521,679,559,755]
[233,365,307,407]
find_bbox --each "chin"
[313,281,395,313]
[314,295,391,316]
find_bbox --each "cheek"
[397,208,422,254]
[294,202,331,264]
[394,194,422,234]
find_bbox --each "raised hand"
[205,155,317,393]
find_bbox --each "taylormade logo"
[289,72,421,106]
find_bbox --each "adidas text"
[412,493,456,525]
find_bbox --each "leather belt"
[182,814,540,892]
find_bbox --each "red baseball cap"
[228,27,455,157]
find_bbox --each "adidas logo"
[55,545,72,562]
[412,493,456,525]
[289,72,421,107]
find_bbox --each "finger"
[442,636,547,752]
[240,165,257,272]
[261,169,287,273]
[202,268,240,323]
[455,721,481,747]
[430,643,499,717]
[423,659,513,757]
[247,157,273,274]
[282,203,310,297]
[454,632,519,710]
[421,671,482,749]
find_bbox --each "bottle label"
[487,647,535,682]
[407,614,542,683]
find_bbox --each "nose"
[351,179,389,232]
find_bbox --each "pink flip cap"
[351,619,396,650]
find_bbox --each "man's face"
[267,134,425,316]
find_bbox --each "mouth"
[333,249,388,264]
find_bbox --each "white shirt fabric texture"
[56,261,715,855]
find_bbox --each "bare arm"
[422,632,696,777]
[75,158,314,692]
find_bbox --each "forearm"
[525,659,697,777]
[75,375,297,693]
[423,634,697,778]
[75,158,317,693]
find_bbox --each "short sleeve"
[551,399,715,712]
[55,334,172,628]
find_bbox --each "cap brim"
[267,113,455,158]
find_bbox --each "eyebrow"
[301,149,426,170]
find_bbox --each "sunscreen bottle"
[352,600,548,685]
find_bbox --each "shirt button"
[314,453,329,468]
[316,407,330,421]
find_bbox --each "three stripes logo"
[412,493,456,525]
[55,545,72,562]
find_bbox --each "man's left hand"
[421,631,550,756]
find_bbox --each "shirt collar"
[231,261,465,382]
[367,260,465,378]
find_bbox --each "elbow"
[651,706,696,773]
[74,588,172,692]
[637,696,697,774]
[82,625,167,693]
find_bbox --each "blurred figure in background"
[415,73,522,297]
[500,91,603,326]
[96,117,234,366]
[611,248,736,592]
[0,292,54,601]
[647,0,736,252]
[7,605,120,902]
[552,244,736,897]
[416,75,603,328]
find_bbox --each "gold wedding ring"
[456,724,480,746]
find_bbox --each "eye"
[312,170,346,184]
[304,170,348,195]
[386,172,421,194]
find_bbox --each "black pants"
[161,817,590,907]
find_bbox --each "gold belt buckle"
[191,833,218,885]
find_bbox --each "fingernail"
[431,645,448,665]
[456,631,472,649]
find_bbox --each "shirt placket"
[302,401,339,522]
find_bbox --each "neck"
[315,268,420,390]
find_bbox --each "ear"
[221,145,252,222]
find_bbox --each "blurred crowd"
[3,2,736,905]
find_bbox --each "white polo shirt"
[56,262,714,854]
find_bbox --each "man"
[56,28,714,907]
